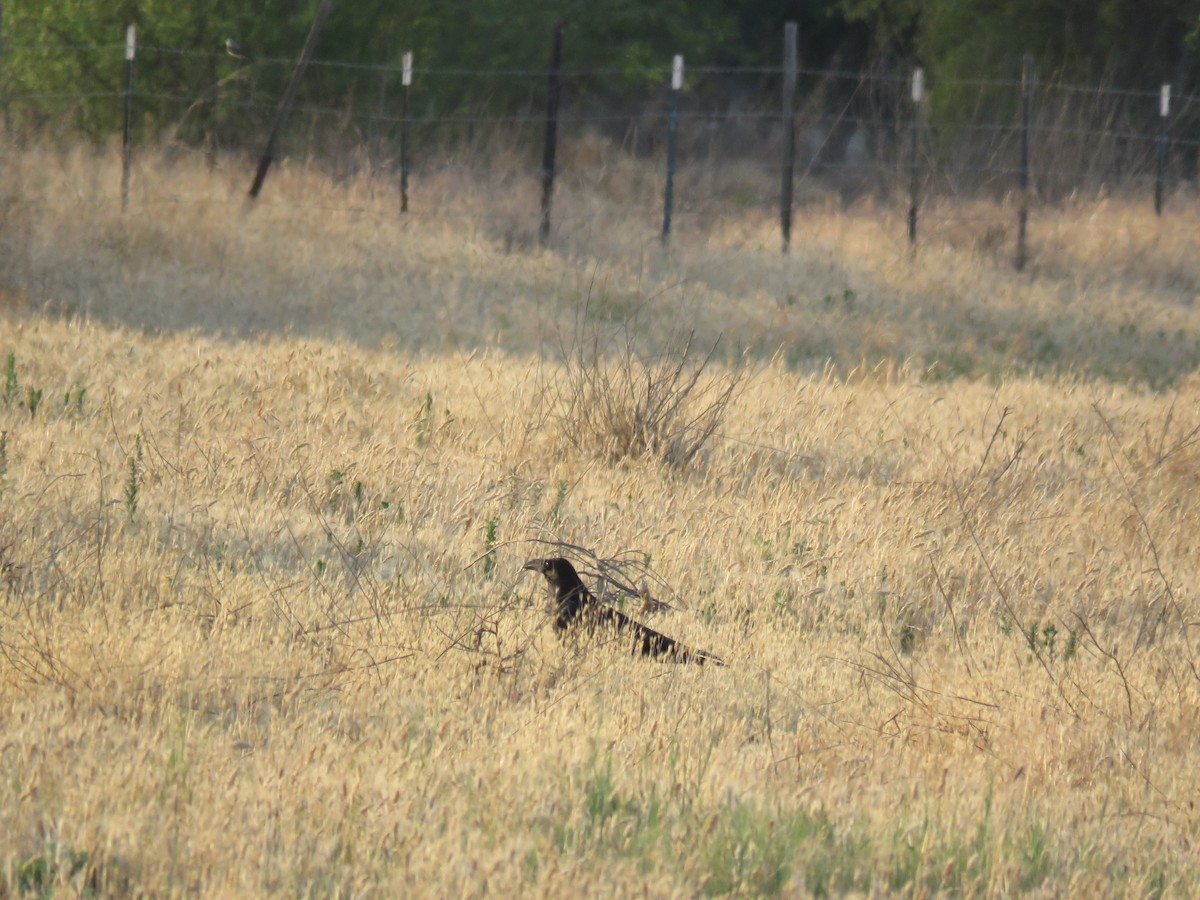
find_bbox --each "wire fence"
[2,34,1198,262]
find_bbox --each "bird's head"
[522,557,577,588]
[225,38,251,60]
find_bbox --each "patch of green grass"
[1016,821,1053,890]
[16,841,93,897]
[552,753,665,861]
[537,757,1059,897]
[701,794,1059,897]
[544,752,858,896]
[700,798,889,897]
[700,802,810,895]
[883,790,1058,894]
[930,348,977,380]
[887,809,995,893]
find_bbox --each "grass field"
[1,144,1199,896]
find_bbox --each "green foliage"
[550,479,568,526]
[124,433,143,521]
[837,0,923,54]
[823,287,857,309]
[840,0,1194,87]
[326,470,347,509]
[6,0,737,144]
[1025,621,1039,652]
[838,0,1195,151]
[20,0,420,136]
[4,352,17,406]
[414,392,434,445]
[1022,619,1075,661]
[16,842,93,896]
[7,0,1195,156]
[1063,628,1077,661]
[64,385,87,418]
[1,355,49,418]
[26,387,44,419]
[898,620,917,655]
[482,516,498,578]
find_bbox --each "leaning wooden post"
[539,20,565,246]
[780,22,798,254]
[1016,54,1034,271]
[907,67,923,247]
[248,0,334,199]
[121,24,136,211]
[1155,83,1170,216]
[661,54,683,246]
[400,50,412,214]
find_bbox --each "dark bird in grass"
[523,557,724,666]
[225,38,253,62]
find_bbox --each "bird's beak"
[521,559,542,572]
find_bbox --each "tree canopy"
[3,0,1195,140]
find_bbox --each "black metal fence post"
[1155,83,1170,216]
[908,67,923,247]
[401,50,412,214]
[780,22,797,254]
[1016,53,1034,271]
[539,20,565,246]
[661,54,682,246]
[121,24,136,211]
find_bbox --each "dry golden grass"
[1,143,1199,896]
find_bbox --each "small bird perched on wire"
[225,38,252,62]
[523,557,724,666]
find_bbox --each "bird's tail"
[673,643,725,666]
[630,618,724,666]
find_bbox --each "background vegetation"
[5,1,1198,140]
[2,2,1199,894]
[0,140,1198,895]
